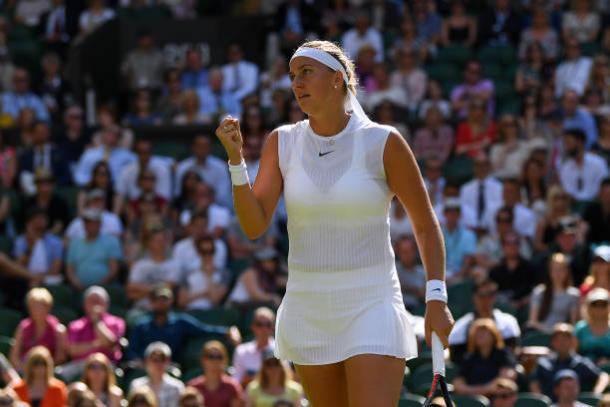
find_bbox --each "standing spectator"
[130,342,184,407]
[233,307,276,389]
[197,67,241,124]
[561,0,600,44]
[9,288,67,372]
[451,61,495,119]
[11,346,67,407]
[79,0,115,34]
[490,115,530,179]
[77,162,121,216]
[66,189,123,240]
[555,39,592,98]
[122,90,162,127]
[527,253,580,334]
[440,0,477,47]
[440,198,477,282]
[559,129,608,203]
[180,47,208,90]
[518,7,559,62]
[476,0,521,47]
[1,68,49,122]
[23,170,70,235]
[574,288,610,363]
[562,90,599,149]
[187,340,245,407]
[341,11,384,63]
[81,353,123,407]
[121,29,164,91]
[551,370,591,407]
[389,48,427,112]
[36,52,72,124]
[65,208,122,289]
[583,178,610,244]
[395,235,426,310]
[54,106,90,171]
[221,44,259,103]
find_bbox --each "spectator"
[412,106,454,165]
[423,157,446,208]
[178,387,204,407]
[449,279,521,364]
[16,108,37,148]
[418,80,451,120]
[196,67,241,124]
[342,11,384,63]
[518,7,559,62]
[559,128,608,202]
[121,28,164,91]
[373,100,410,143]
[177,235,229,311]
[490,378,519,407]
[180,181,231,238]
[490,115,530,179]
[126,387,157,407]
[43,0,70,55]
[562,90,599,149]
[13,207,63,286]
[274,0,319,57]
[123,89,162,127]
[489,231,536,308]
[440,198,477,282]
[157,69,183,123]
[486,178,537,240]
[9,288,67,371]
[173,90,207,125]
[72,389,104,407]
[562,0,600,44]
[364,63,408,112]
[454,99,497,159]
[259,56,291,110]
[587,56,610,107]
[0,129,16,188]
[390,197,413,241]
[66,189,123,240]
[130,342,184,407]
[66,381,90,407]
[241,106,269,142]
[74,125,136,187]
[91,105,134,150]
[599,395,610,407]
[527,253,580,334]
[77,162,121,216]
[1,68,49,122]
[65,208,122,289]
[451,60,495,120]
[551,370,590,407]
[227,247,287,308]
[555,39,592,98]
[180,47,208,90]
[579,245,610,297]
[452,318,517,398]
[543,216,591,286]
[520,156,548,220]
[412,0,442,46]
[187,340,245,407]
[460,154,503,229]
[80,353,123,407]
[389,48,427,112]
[515,42,547,96]
[11,346,67,407]
[67,286,125,367]
[393,17,430,63]
[476,0,521,47]
[245,348,304,407]
[36,52,72,124]
[171,170,201,222]
[221,44,259,103]
[54,106,91,170]
[574,288,610,363]
[79,0,115,34]
[440,0,476,48]
[583,178,610,244]
[534,186,572,253]
[395,235,425,310]
[126,285,240,362]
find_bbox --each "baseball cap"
[81,208,102,221]
[558,216,577,234]
[593,245,610,262]
[150,285,173,299]
[443,198,461,211]
[144,341,171,359]
[554,369,579,385]
[86,188,106,201]
[586,288,610,305]
[551,323,574,337]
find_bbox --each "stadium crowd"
[0,0,610,406]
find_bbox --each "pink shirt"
[68,313,125,362]
[20,315,60,359]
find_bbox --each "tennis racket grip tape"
[431,332,445,377]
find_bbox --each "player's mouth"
[297,94,310,100]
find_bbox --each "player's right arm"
[215,117,282,240]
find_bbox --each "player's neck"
[309,109,350,137]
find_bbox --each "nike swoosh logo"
[318,151,334,157]
[432,288,441,292]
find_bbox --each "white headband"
[290,46,371,124]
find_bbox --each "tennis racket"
[422,332,454,407]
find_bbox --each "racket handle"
[431,332,445,376]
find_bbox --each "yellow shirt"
[246,380,303,407]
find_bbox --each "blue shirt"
[126,312,229,360]
[197,86,241,118]
[442,226,477,277]
[73,146,136,186]
[67,234,122,286]
[181,69,208,90]
[14,233,63,271]
[533,352,600,399]
[563,108,598,149]
[1,92,50,121]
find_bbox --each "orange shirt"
[12,378,67,407]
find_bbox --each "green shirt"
[246,380,303,407]
[574,320,610,362]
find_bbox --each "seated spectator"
[173,90,207,125]
[126,285,240,362]
[196,67,241,124]
[179,388,204,407]
[0,387,25,407]
[520,157,548,222]
[393,17,430,63]
[259,56,291,110]
[227,248,287,308]
[120,29,164,91]
[66,189,123,240]
[0,130,16,189]
[490,378,519,407]
[233,307,276,389]
[157,69,183,123]
[395,235,425,310]
[562,91,599,149]
[180,47,208,90]
[187,340,244,407]
[129,342,183,407]
[440,0,476,47]
[91,105,134,150]
[459,154,503,229]
[341,11,384,63]
[588,57,610,109]
[79,0,115,34]
[518,7,559,62]
[241,106,270,141]
[67,286,125,367]
[476,0,521,47]
[55,106,91,171]
[1,68,49,122]
[515,41,547,96]
[66,208,123,289]
[449,279,520,364]
[583,178,610,244]
[16,108,37,148]
[440,198,477,283]
[22,170,70,235]
[527,253,580,333]
[534,186,572,253]
[77,162,121,216]
[412,105,454,165]
[436,182,478,232]
[486,178,537,240]
[454,99,498,159]
[490,115,530,179]
[180,183,230,239]
[599,394,610,407]
[126,171,169,225]
[178,235,229,311]
[559,128,608,203]
[373,100,410,143]
[418,80,451,120]
[9,288,66,371]
[555,39,592,98]
[551,370,591,407]
[245,348,304,407]
[452,318,516,398]
[123,89,162,127]
[14,207,63,286]
[580,245,610,297]
[81,353,123,407]
[561,0,599,44]
[11,346,67,406]
[14,0,51,27]
[221,44,259,103]
[126,387,157,407]
[451,61,495,120]
[36,52,72,125]
[364,63,408,112]
[574,288,610,363]
[227,210,278,265]
[423,157,446,207]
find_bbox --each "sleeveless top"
[19,315,60,359]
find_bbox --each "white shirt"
[183,268,227,310]
[341,27,384,62]
[171,237,227,283]
[555,57,593,97]
[449,309,521,346]
[73,146,136,187]
[64,212,123,240]
[174,156,231,208]
[130,374,184,407]
[116,157,173,200]
[233,338,276,382]
[459,176,504,227]
[128,257,179,309]
[221,60,259,102]
[485,203,537,239]
[79,8,115,32]
[559,153,609,201]
[179,204,231,234]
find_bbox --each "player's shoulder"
[275,119,308,138]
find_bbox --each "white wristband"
[228,159,250,186]
[426,279,448,303]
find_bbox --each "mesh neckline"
[306,114,356,143]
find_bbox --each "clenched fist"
[215,116,243,164]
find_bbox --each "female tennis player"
[216,40,454,407]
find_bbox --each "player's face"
[289,57,341,116]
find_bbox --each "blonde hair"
[254,307,276,323]
[201,340,228,363]
[466,318,505,354]
[256,356,291,391]
[127,387,157,407]
[26,287,53,309]
[81,352,117,393]
[298,40,358,95]
[179,387,204,406]
[545,185,570,219]
[24,346,54,384]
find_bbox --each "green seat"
[447,279,475,318]
[187,308,240,327]
[0,308,24,337]
[398,394,426,407]
[9,40,42,76]
[182,367,203,383]
[52,306,79,325]
[409,363,433,395]
[494,81,515,100]
[0,335,13,356]
[109,305,128,320]
[436,45,473,66]
[45,284,75,309]
[153,141,190,161]
[406,350,431,374]
[580,42,601,57]
[0,235,13,255]
[482,64,503,81]
[102,285,128,309]
[426,63,461,82]
[452,394,491,407]
[55,186,80,221]
[477,45,516,65]
[578,392,601,405]
[521,331,551,347]
[516,393,551,407]
[7,24,34,42]
[497,96,522,115]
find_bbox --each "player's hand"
[424,300,454,348]
[215,116,243,164]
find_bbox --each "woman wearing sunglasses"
[11,346,67,407]
[81,353,123,407]
[126,387,157,407]
[245,349,303,407]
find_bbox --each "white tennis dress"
[274,114,418,365]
